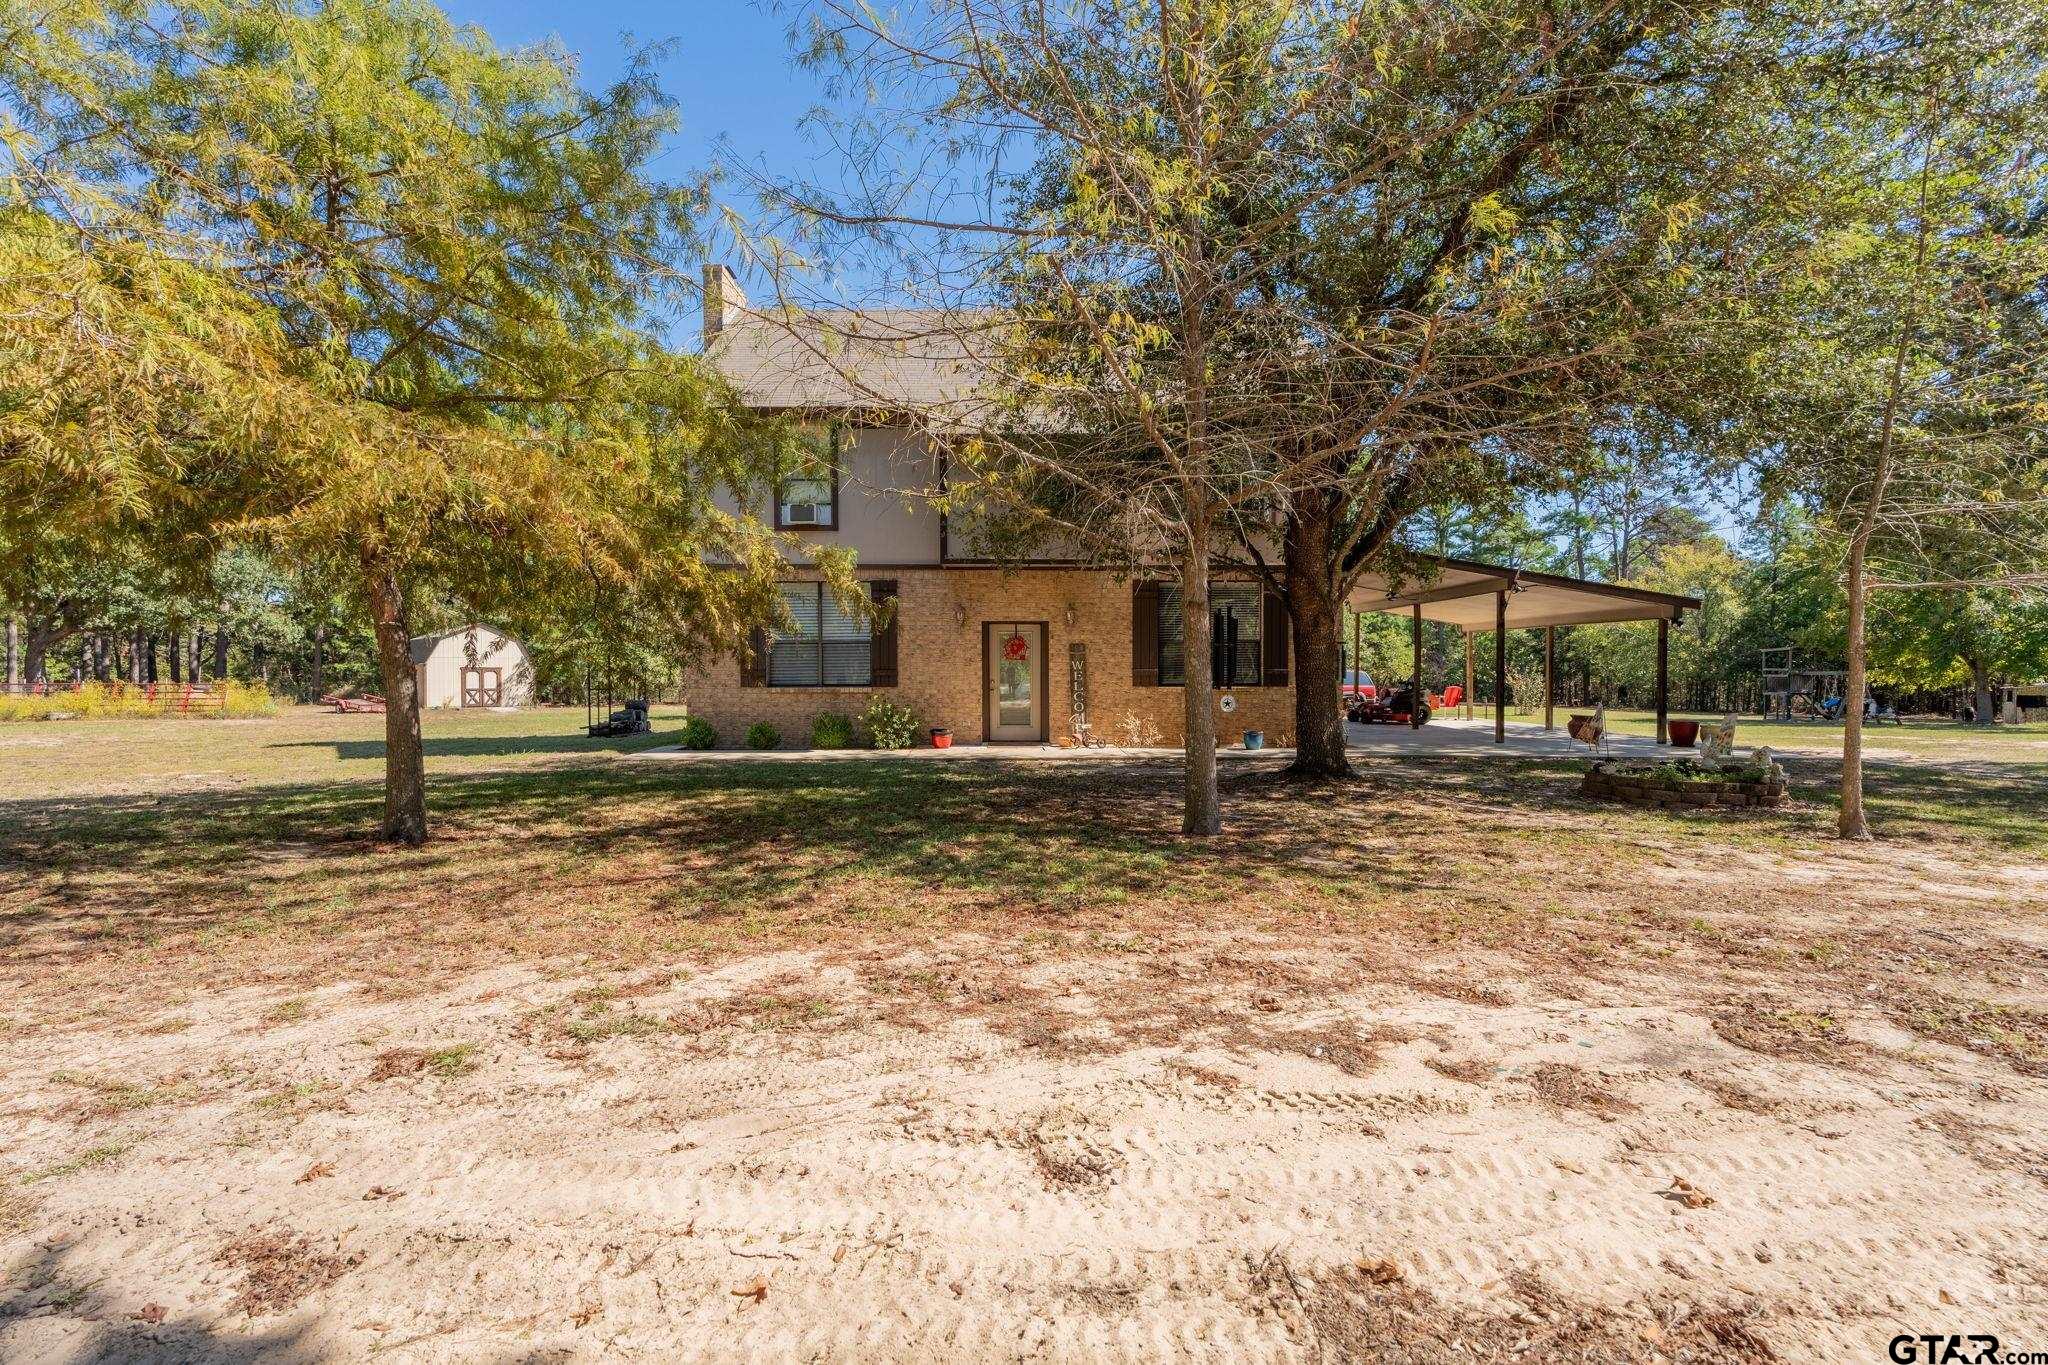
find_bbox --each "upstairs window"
[776,428,840,529]
[1158,584,1263,687]
[768,583,871,686]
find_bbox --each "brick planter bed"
[1582,761,1788,810]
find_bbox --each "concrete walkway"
[1347,713,1683,760]
[633,714,1680,763]
[631,740,1287,763]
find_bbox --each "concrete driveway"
[1347,713,1683,760]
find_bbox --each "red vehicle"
[1340,668,1376,707]
[1347,680,1431,726]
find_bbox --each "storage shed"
[408,625,533,709]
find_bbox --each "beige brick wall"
[679,568,1299,749]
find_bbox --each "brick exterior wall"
[679,568,1299,749]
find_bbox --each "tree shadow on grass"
[268,726,690,760]
[3,748,2041,975]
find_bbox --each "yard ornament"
[1699,713,1740,766]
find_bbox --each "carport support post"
[1543,626,1556,731]
[1409,604,1422,730]
[1493,590,1507,744]
[1463,632,1475,720]
[1655,617,1670,746]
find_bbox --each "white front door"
[985,623,1045,742]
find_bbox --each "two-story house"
[682,266,1298,748]
[684,265,1700,749]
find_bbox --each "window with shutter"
[1157,584,1261,686]
[767,583,873,687]
[869,581,899,687]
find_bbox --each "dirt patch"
[1022,1107,1125,1190]
[1924,1111,2048,1188]
[1265,1021,1386,1077]
[1298,1265,1779,1363]
[1423,1054,1496,1085]
[1712,1006,1872,1068]
[216,1230,362,1317]
[1899,1001,2048,1077]
[1516,1062,1638,1119]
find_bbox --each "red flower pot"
[1668,720,1700,748]
[930,727,953,749]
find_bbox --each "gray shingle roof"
[707,308,995,419]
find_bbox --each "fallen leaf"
[1356,1257,1402,1285]
[1253,995,1281,1013]
[832,1245,848,1265]
[1665,1176,1715,1209]
[132,1304,167,1324]
[295,1161,335,1185]
[1553,1159,1587,1175]
[732,1277,768,1305]
[572,1303,601,1327]
[362,1185,405,1202]
[948,1280,965,1296]
[1939,1289,1957,1306]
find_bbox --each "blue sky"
[434,0,834,341]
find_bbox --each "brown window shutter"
[1131,581,1160,687]
[1262,588,1289,687]
[739,627,767,687]
[869,580,899,687]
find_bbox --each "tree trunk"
[1840,541,1872,840]
[1284,501,1350,778]
[311,625,326,700]
[168,629,183,684]
[23,619,50,685]
[189,630,204,683]
[1971,660,1993,726]
[1180,502,1221,837]
[145,635,159,683]
[213,627,229,680]
[362,550,428,844]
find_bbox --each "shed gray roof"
[707,308,995,420]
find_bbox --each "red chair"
[1441,685,1464,709]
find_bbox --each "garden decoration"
[1699,713,1739,765]
[1567,701,1607,756]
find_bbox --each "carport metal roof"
[1347,554,1698,630]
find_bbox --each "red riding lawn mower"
[1346,681,1432,727]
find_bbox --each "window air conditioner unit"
[784,502,820,526]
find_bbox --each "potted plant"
[1243,729,1264,750]
[1668,719,1700,748]
[929,726,952,749]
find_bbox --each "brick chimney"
[702,263,746,348]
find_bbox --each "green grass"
[21,1138,139,1185]
[1590,707,2048,759]
[2,706,2042,1027]
[0,702,693,800]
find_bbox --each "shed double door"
[461,667,502,708]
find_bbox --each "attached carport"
[1347,556,1701,744]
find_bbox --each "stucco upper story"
[701,266,1087,571]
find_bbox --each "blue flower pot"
[1243,730,1264,750]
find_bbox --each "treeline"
[1348,503,2048,721]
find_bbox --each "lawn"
[0,702,693,800]
[1597,706,2048,761]
[3,707,2045,1359]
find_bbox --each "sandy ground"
[5,913,2045,1363]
